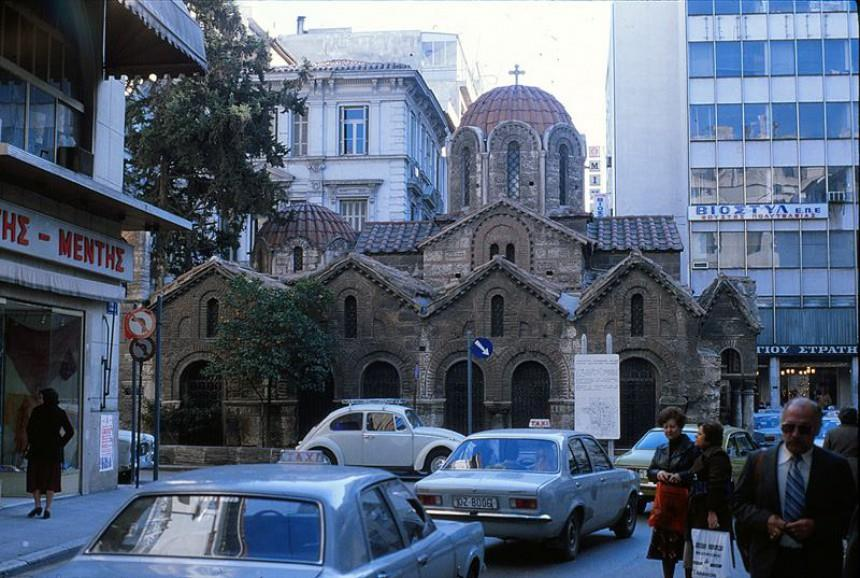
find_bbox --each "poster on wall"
[99,414,114,472]
[574,354,620,440]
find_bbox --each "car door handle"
[363,434,375,439]
[600,477,607,483]
[575,482,582,488]
[417,554,429,566]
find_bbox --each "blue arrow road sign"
[471,337,493,359]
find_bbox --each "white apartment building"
[607,0,858,409]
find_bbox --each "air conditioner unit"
[692,261,710,270]
[827,191,848,203]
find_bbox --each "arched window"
[506,141,520,197]
[505,243,516,263]
[721,349,742,374]
[205,298,219,338]
[292,246,303,272]
[559,144,569,205]
[461,147,471,207]
[630,294,644,337]
[491,295,505,337]
[344,296,357,338]
[490,243,499,259]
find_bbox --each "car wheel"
[466,559,480,578]
[424,448,450,473]
[612,493,638,539]
[556,510,581,561]
[312,448,337,465]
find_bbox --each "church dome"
[257,202,356,250]
[459,85,572,136]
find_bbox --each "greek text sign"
[756,345,857,356]
[99,414,115,472]
[574,354,620,440]
[689,203,827,221]
[0,199,133,281]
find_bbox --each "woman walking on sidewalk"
[25,388,74,519]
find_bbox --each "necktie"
[783,454,805,522]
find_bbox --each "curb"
[0,539,86,577]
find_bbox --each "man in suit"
[734,397,856,578]
[824,407,858,484]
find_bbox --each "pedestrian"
[683,420,733,577]
[733,397,856,578]
[823,407,858,484]
[646,406,696,578]
[25,388,74,519]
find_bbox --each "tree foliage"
[124,0,307,285]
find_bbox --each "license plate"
[453,495,498,510]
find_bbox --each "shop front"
[757,345,859,410]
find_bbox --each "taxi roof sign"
[528,419,552,429]
[279,450,331,464]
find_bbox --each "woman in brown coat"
[682,420,733,576]
[26,388,74,519]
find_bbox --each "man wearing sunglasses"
[734,397,856,578]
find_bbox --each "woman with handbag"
[683,420,733,577]
[647,406,697,578]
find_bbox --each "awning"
[105,0,207,76]
[0,144,192,231]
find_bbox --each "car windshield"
[405,409,424,428]
[445,438,559,472]
[634,430,696,450]
[754,415,781,429]
[89,495,323,564]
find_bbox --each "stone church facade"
[143,85,761,449]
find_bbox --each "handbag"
[691,529,733,578]
[648,481,689,534]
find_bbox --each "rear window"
[445,438,559,472]
[754,414,780,429]
[634,430,695,450]
[89,495,323,565]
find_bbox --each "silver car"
[41,464,485,577]
[415,429,639,561]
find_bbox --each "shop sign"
[0,199,132,282]
[757,345,858,356]
[689,203,827,221]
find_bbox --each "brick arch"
[272,237,316,275]
[331,345,413,400]
[170,351,215,401]
[198,290,222,340]
[545,124,585,213]
[498,349,569,401]
[470,212,533,271]
[426,340,480,399]
[487,121,542,209]
[617,346,676,400]
[449,127,484,212]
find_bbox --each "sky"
[238,0,612,151]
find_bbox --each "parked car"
[42,464,485,577]
[753,412,782,447]
[414,429,639,561]
[614,425,758,513]
[815,416,840,447]
[296,401,464,474]
[117,430,155,484]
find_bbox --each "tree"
[206,275,334,447]
[124,0,307,287]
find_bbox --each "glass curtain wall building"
[608,0,858,409]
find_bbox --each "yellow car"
[613,425,759,513]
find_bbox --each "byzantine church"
[151,84,760,449]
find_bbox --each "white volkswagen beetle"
[296,401,464,474]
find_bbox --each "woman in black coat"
[682,420,733,576]
[26,388,74,519]
[647,406,697,578]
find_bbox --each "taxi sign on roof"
[528,419,552,429]
[279,450,330,464]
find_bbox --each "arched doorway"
[361,361,400,399]
[297,374,336,440]
[178,360,223,446]
[511,361,550,428]
[619,358,657,449]
[720,349,742,426]
[444,361,485,434]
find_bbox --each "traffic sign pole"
[154,296,162,482]
[466,331,473,436]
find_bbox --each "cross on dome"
[508,64,525,85]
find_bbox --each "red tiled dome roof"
[258,202,356,249]
[459,85,572,136]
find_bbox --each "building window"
[344,296,357,338]
[824,39,850,75]
[690,105,716,140]
[770,41,796,76]
[742,41,767,76]
[490,243,499,259]
[718,168,745,204]
[559,144,569,205]
[505,243,516,263]
[802,231,828,268]
[291,111,308,156]
[796,39,823,75]
[630,294,644,337]
[716,42,741,77]
[826,102,851,139]
[461,148,471,207]
[340,106,368,155]
[691,168,717,204]
[716,104,742,140]
[691,231,718,268]
[506,141,520,197]
[800,167,826,202]
[491,295,504,337]
[799,103,825,139]
[206,298,219,338]
[774,231,800,267]
[827,166,853,199]
[688,0,713,15]
[742,1,767,14]
[689,42,714,77]
[744,103,770,140]
[746,168,772,204]
[771,103,798,139]
[339,199,368,232]
[292,246,303,272]
[829,231,855,268]
[719,231,745,268]
[773,167,800,203]
[747,231,773,268]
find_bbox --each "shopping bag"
[648,481,689,534]
[691,529,733,578]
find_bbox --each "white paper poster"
[99,414,115,472]
[574,354,620,440]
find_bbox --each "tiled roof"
[587,216,683,252]
[153,257,289,305]
[355,221,440,254]
[257,202,356,250]
[273,59,411,73]
[460,85,572,136]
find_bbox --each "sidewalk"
[0,471,178,577]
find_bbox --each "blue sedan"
[39,464,485,577]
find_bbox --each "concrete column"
[769,356,781,409]
[852,355,859,408]
[742,381,756,431]
[733,388,742,427]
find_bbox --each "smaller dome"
[459,85,572,136]
[257,202,356,250]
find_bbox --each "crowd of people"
[646,399,857,578]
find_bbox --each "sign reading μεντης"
[0,199,133,281]
[689,203,827,221]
